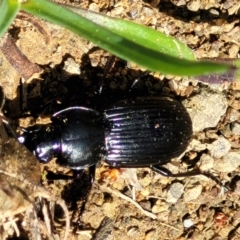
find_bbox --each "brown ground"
[0,0,240,239]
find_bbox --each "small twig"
[203,221,214,233]
[42,200,52,236]
[158,221,181,232]
[75,230,93,238]
[99,184,182,232]
[0,33,42,80]
[6,218,20,237]
[17,11,50,44]
[26,206,42,240]
[99,184,157,219]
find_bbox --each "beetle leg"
[151,165,229,191]
[98,56,149,95]
[46,167,95,217]
[45,170,84,180]
[128,71,150,93]
[74,165,96,221]
[98,56,116,94]
[150,165,202,177]
[68,166,95,183]
[72,169,85,179]
[88,165,96,184]
[46,167,96,181]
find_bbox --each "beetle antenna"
[128,71,150,93]
[98,56,116,95]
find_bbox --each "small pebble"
[233,180,240,195]
[63,57,80,75]
[188,92,228,131]
[227,108,240,122]
[145,229,157,240]
[89,3,99,12]
[152,201,169,213]
[209,8,220,16]
[198,154,214,171]
[187,0,200,11]
[183,184,202,202]
[231,122,240,135]
[208,136,231,158]
[183,218,195,228]
[127,226,140,237]
[213,152,240,172]
[166,182,184,203]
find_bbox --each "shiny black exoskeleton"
[18,96,193,177]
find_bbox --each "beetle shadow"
[3,51,187,120]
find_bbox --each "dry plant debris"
[0,0,240,239]
[0,90,69,239]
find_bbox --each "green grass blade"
[196,59,240,83]
[21,0,232,76]
[65,7,195,61]
[0,0,20,37]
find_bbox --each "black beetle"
[18,95,195,180]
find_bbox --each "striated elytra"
[18,96,193,173]
[104,97,192,167]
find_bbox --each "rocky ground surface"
[0,0,240,239]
